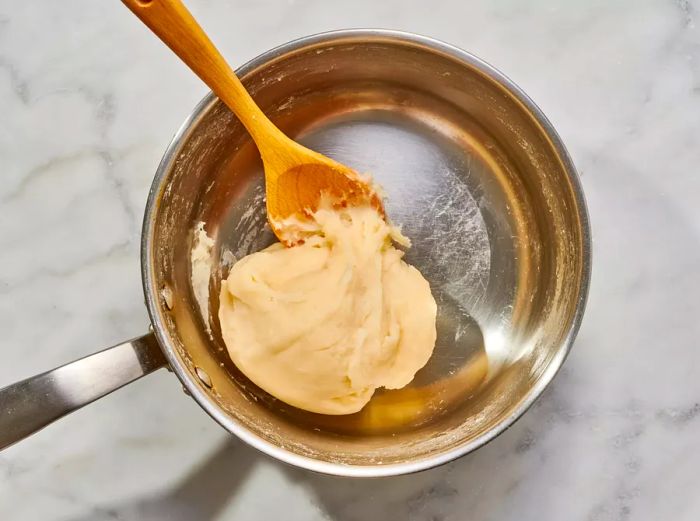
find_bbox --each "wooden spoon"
[121,0,382,244]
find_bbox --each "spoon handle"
[121,0,278,143]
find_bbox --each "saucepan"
[0,30,590,477]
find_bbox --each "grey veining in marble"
[1,0,699,519]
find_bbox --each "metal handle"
[0,333,167,451]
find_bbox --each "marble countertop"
[2,1,699,519]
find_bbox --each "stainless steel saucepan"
[0,30,590,477]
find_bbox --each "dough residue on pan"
[218,203,437,415]
[191,221,215,334]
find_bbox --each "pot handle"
[0,333,167,451]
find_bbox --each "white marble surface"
[1,0,699,519]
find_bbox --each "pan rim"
[141,28,592,477]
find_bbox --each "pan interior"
[148,35,586,468]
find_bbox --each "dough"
[218,205,437,415]
[191,222,215,334]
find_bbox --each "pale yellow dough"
[218,206,437,415]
